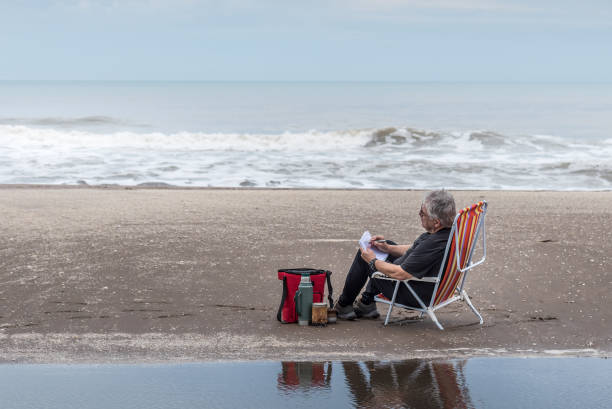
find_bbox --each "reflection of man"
[334,190,456,320]
[341,360,472,409]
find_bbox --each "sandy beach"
[0,187,610,363]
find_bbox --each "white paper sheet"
[359,230,389,261]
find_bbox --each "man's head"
[420,190,456,233]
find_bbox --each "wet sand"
[0,187,610,363]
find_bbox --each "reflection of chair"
[373,201,488,330]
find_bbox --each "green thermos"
[295,273,313,326]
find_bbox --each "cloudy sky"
[1,0,610,81]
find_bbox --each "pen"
[374,239,387,243]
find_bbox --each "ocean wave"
[0,125,374,151]
[1,124,611,189]
[2,124,609,153]
[364,127,443,147]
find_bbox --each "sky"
[1,0,611,81]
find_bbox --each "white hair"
[423,189,456,227]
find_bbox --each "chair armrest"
[371,272,395,281]
[371,272,438,283]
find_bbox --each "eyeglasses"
[420,206,441,225]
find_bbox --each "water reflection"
[0,358,609,408]
[278,360,472,409]
[277,362,332,391]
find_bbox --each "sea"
[1,81,611,190]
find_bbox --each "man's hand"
[371,237,392,253]
[370,234,385,243]
[370,235,409,258]
[360,246,376,263]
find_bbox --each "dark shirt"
[393,228,451,278]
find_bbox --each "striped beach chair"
[373,201,488,330]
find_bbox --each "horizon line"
[1,79,611,84]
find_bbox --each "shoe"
[334,302,357,320]
[354,300,380,319]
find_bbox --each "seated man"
[335,189,456,320]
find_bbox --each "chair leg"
[427,309,444,330]
[383,281,401,326]
[384,303,393,326]
[462,290,483,325]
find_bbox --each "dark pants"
[337,249,434,308]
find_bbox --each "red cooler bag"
[277,268,333,324]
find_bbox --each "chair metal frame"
[373,201,488,330]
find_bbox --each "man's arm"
[372,259,413,281]
[370,235,411,257]
[384,244,411,258]
[360,247,414,280]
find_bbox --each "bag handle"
[325,270,334,308]
[276,276,288,322]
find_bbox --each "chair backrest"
[431,201,487,307]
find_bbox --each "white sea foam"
[1,125,611,189]
[0,125,372,151]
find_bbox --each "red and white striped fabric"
[433,201,486,306]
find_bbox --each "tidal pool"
[0,358,609,408]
